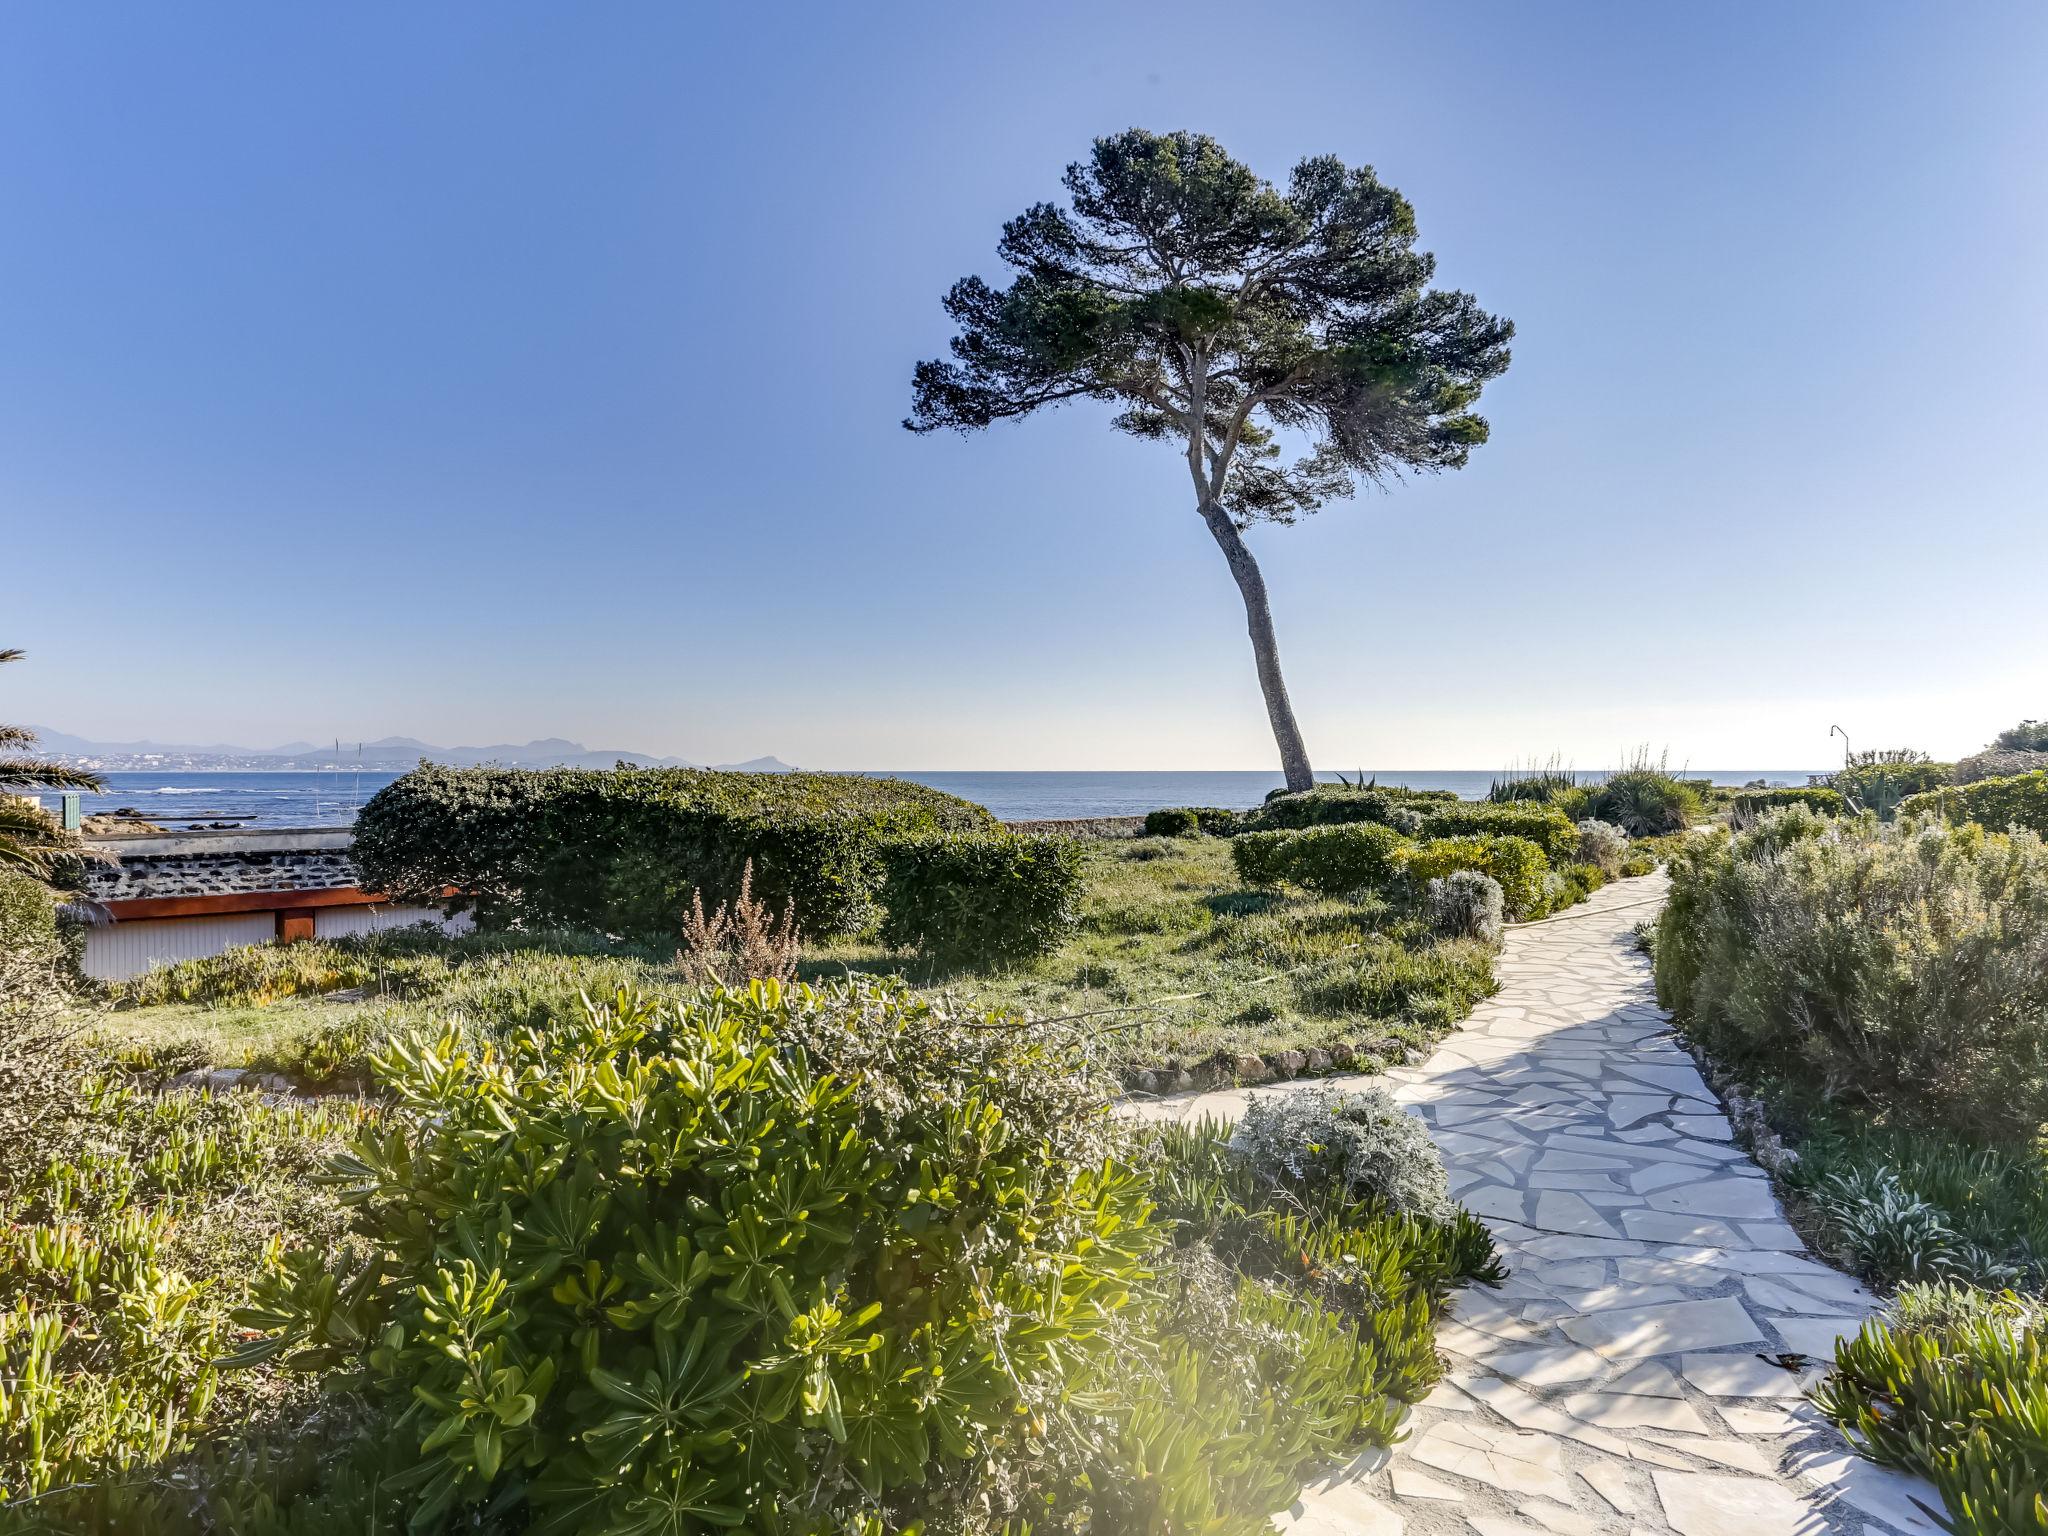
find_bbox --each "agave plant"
[0,649,102,874]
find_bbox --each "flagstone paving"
[1127,872,1946,1536]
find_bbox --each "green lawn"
[87,835,1502,1085]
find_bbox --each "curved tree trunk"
[1199,500,1315,792]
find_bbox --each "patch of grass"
[89,836,1522,1081]
[1770,1100,2048,1289]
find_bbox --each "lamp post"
[1830,724,1850,771]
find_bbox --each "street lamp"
[1830,724,1850,770]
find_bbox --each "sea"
[48,768,1830,829]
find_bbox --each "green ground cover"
[5,880,1501,1532]
[90,836,1505,1085]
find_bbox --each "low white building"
[76,827,464,981]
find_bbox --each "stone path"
[1128,873,1946,1536]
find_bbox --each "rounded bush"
[877,831,1082,966]
[1399,835,1546,921]
[1228,1087,1451,1218]
[1144,807,1202,837]
[1276,824,1410,897]
[1574,818,1629,877]
[1230,830,1293,888]
[1425,871,1504,943]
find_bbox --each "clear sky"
[4,2,2043,769]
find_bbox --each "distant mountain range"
[29,728,793,774]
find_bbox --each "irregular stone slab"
[1767,1314,1862,1360]
[1482,1345,1611,1386]
[1277,1479,1405,1535]
[1679,1353,1811,1399]
[1621,1209,1747,1248]
[1560,1297,1766,1360]
[1387,1467,1462,1502]
[1717,1404,1801,1435]
[1642,1428,1774,1473]
[1650,1471,1828,1536]
[1532,1189,1623,1238]
[1645,1178,1782,1220]
[1787,1447,1948,1536]
[1408,1421,1574,1502]
[1561,1388,1711,1433]
[1580,1459,1643,1515]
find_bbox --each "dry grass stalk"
[677,859,800,986]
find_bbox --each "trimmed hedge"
[1231,830,1293,888]
[878,831,1083,966]
[1276,824,1410,896]
[1417,804,1577,862]
[1229,824,1410,896]
[1143,806,1238,837]
[1399,836,1547,921]
[351,765,995,939]
[1901,770,2048,838]
[1731,787,1846,818]
[1242,785,1456,834]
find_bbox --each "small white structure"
[77,827,465,982]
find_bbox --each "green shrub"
[1241,785,1454,834]
[1223,824,1409,898]
[1142,806,1237,837]
[1583,764,1702,836]
[1814,1284,2047,1535]
[1994,720,2048,753]
[1144,807,1202,837]
[1779,1115,2048,1290]
[1902,770,2048,838]
[1276,824,1410,897]
[351,765,995,939]
[1417,803,1577,862]
[1227,1087,1451,1217]
[1399,836,1547,921]
[0,1035,365,1511]
[1486,762,1577,804]
[1424,871,1503,943]
[1574,819,1629,877]
[1230,830,1294,888]
[1956,748,2048,785]
[877,831,1083,966]
[1654,814,2048,1143]
[232,982,1496,1535]
[1832,753,1953,812]
[1730,786,1846,820]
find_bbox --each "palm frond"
[0,798,71,874]
[0,756,104,792]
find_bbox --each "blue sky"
[4,2,2042,769]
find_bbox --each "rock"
[1190,1055,1233,1089]
[1303,1047,1331,1074]
[1234,1054,1272,1084]
[168,1067,249,1093]
[1271,1050,1308,1079]
[1325,1042,1356,1069]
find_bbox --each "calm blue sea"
[50,768,1829,829]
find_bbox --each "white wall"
[80,905,471,981]
[314,904,471,941]
[81,913,275,982]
